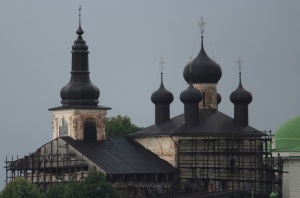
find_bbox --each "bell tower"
[49,7,110,141]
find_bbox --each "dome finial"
[76,5,84,37]
[237,56,243,83]
[159,57,165,83]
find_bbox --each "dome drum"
[180,84,202,126]
[151,81,174,125]
[230,75,252,126]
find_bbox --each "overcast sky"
[1,1,300,189]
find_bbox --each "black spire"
[60,6,100,106]
[230,57,252,126]
[151,59,174,125]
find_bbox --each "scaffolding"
[177,131,283,197]
[5,140,88,190]
[5,139,178,197]
[5,131,283,197]
[109,173,179,197]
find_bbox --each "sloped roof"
[130,110,264,137]
[129,114,185,137]
[62,136,178,175]
[275,115,300,151]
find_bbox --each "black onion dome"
[230,82,252,105]
[183,37,222,83]
[151,82,174,104]
[60,24,100,106]
[180,83,203,103]
[217,92,222,104]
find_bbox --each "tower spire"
[59,7,100,107]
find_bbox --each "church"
[5,13,283,198]
[272,116,300,198]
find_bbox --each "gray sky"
[1,1,300,189]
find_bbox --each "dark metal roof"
[183,37,222,84]
[151,82,174,105]
[180,83,202,103]
[130,110,265,137]
[62,136,178,175]
[129,114,185,137]
[230,75,252,105]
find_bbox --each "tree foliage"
[1,171,119,198]
[105,115,143,136]
[0,177,45,198]
[83,170,119,198]
[46,170,119,198]
[45,183,65,198]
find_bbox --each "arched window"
[59,118,68,137]
[84,118,97,141]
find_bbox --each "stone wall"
[51,109,107,141]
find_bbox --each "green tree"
[0,177,45,198]
[83,170,119,198]
[105,115,143,136]
[46,180,83,198]
[46,183,66,198]
[46,170,119,198]
[62,179,85,198]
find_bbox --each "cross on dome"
[237,56,243,74]
[159,57,165,74]
[78,5,82,26]
[199,17,206,37]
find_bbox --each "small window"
[59,118,68,137]
[84,118,97,141]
